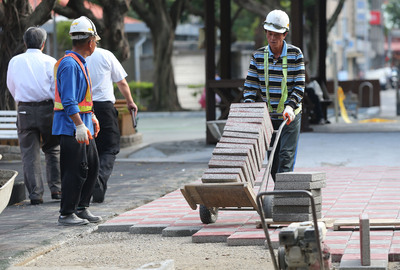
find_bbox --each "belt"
[18,100,53,106]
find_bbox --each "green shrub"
[114,80,153,111]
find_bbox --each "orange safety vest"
[54,53,93,113]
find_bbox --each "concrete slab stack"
[203,102,274,187]
[272,172,326,222]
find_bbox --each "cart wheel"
[199,205,218,224]
[263,195,273,218]
[278,246,287,270]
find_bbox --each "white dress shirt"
[86,47,128,103]
[7,49,57,103]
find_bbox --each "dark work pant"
[59,135,99,215]
[269,114,301,181]
[93,101,120,197]
[17,102,61,201]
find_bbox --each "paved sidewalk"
[0,89,399,269]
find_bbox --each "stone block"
[339,259,387,270]
[208,159,252,184]
[276,172,326,182]
[273,203,322,214]
[272,212,322,222]
[274,180,326,190]
[213,147,260,173]
[201,173,241,183]
[210,155,256,182]
[360,213,371,266]
[218,137,262,167]
[273,189,322,206]
[204,168,245,182]
[162,226,202,237]
[273,195,322,206]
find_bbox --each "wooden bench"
[0,111,18,146]
[181,103,274,223]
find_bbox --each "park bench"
[0,111,18,146]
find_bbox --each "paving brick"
[274,180,326,190]
[161,226,202,237]
[213,146,260,172]
[208,158,251,183]
[219,136,265,167]
[221,131,267,158]
[274,195,322,206]
[210,155,256,182]
[201,173,241,183]
[204,168,246,182]
[360,214,371,266]
[339,259,387,269]
[130,224,170,234]
[97,222,133,232]
[276,172,326,182]
[272,212,322,222]
[230,102,267,109]
[273,203,322,214]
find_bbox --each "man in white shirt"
[86,47,137,203]
[7,27,61,205]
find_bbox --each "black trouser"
[17,101,61,201]
[269,114,301,181]
[93,101,120,199]
[59,135,99,215]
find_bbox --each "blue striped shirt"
[243,41,305,112]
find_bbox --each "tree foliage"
[54,0,130,61]
[0,0,56,110]
[384,0,400,29]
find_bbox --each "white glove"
[283,106,295,125]
[75,124,93,145]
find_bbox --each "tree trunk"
[131,0,186,111]
[150,25,181,111]
[0,1,33,110]
[0,0,56,110]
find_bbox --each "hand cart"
[180,102,288,224]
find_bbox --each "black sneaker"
[51,192,62,200]
[92,187,105,203]
[58,213,89,226]
[31,199,43,205]
[76,209,102,223]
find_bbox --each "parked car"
[365,67,392,90]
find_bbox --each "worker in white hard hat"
[243,9,305,181]
[52,16,102,226]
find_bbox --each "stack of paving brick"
[272,172,326,222]
[181,102,274,211]
[202,102,273,187]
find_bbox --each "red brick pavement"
[100,166,400,263]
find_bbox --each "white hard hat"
[263,10,290,33]
[69,16,101,41]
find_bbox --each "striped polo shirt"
[243,41,305,114]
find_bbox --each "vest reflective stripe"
[264,47,287,113]
[54,53,93,113]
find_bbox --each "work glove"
[75,124,93,145]
[283,106,295,125]
[92,113,100,138]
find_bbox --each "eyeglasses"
[264,22,287,30]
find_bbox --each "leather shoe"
[58,213,89,226]
[76,209,102,223]
[51,191,62,200]
[31,199,43,205]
